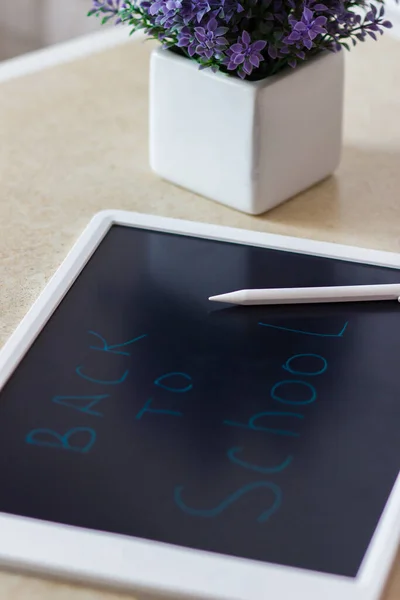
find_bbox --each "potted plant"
[89,0,395,215]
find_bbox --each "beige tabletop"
[1,30,400,600]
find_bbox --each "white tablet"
[0,209,400,600]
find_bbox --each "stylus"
[208,284,400,306]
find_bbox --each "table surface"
[0,26,400,600]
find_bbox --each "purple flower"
[177,26,198,55]
[192,0,212,22]
[194,17,229,59]
[91,0,121,11]
[149,0,185,27]
[175,0,213,24]
[225,31,266,77]
[90,0,127,16]
[149,0,172,15]
[212,0,244,21]
[284,7,327,49]
[90,0,129,23]
[166,0,183,9]
[89,0,398,81]
[150,0,212,26]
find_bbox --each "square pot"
[149,47,344,215]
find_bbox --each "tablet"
[0,209,400,600]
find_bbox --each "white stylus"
[208,284,400,306]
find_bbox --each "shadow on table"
[255,145,400,245]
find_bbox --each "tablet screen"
[1,224,400,578]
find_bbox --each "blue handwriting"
[175,319,348,522]
[282,353,328,376]
[154,372,193,393]
[258,321,348,338]
[174,481,282,522]
[271,380,317,405]
[52,395,108,416]
[26,331,148,453]
[76,366,129,386]
[88,331,147,356]
[224,411,304,437]
[227,447,293,474]
[136,397,183,420]
[26,427,96,453]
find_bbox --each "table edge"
[0,27,143,84]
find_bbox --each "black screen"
[1,224,400,578]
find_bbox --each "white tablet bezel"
[0,209,400,600]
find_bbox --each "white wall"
[1,0,42,38]
[41,0,105,45]
[0,0,105,49]
[386,0,400,31]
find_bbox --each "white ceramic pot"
[149,47,344,215]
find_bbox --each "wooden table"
[0,26,400,600]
